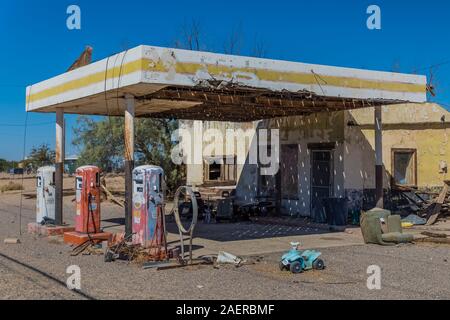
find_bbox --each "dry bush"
[0,181,23,193]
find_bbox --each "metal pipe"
[374,105,383,208]
[124,94,135,237]
[55,109,65,225]
[173,186,198,263]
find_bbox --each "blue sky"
[0,0,449,160]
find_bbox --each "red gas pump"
[75,166,101,234]
[64,165,110,246]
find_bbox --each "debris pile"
[391,180,450,226]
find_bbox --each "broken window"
[208,162,221,180]
[204,156,236,182]
[392,149,417,186]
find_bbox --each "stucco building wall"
[182,103,450,217]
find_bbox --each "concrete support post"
[374,105,383,208]
[124,94,135,237]
[55,109,65,225]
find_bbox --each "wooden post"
[375,105,383,208]
[124,94,135,237]
[55,109,65,225]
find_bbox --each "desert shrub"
[1,181,23,193]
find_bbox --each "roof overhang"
[26,45,428,122]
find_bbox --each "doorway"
[310,149,334,223]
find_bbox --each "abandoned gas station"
[26,45,428,239]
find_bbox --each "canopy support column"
[375,105,383,208]
[124,94,135,237]
[55,108,65,225]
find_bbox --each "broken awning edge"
[25,45,428,113]
[26,81,420,122]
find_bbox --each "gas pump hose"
[87,192,98,241]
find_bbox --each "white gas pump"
[36,166,56,224]
[132,165,165,249]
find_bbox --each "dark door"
[311,150,333,223]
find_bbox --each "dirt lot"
[0,175,450,300]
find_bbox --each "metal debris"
[216,251,242,266]
[4,238,20,244]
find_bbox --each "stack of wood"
[423,181,449,225]
[392,180,450,225]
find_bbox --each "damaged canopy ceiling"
[26,45,428,122]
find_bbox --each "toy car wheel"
[290,261,303,274]
[279,261,287,271]
[312,258,325,270]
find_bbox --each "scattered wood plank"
[426,182,449,226]
[421,231,448,238]
[416,237,450,245]
[101,185,124,208]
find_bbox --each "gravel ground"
[1,232,449,300]
[1,191,450,300]
[0,253,80,300]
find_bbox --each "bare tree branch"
[223,22,243,55]
[175,19,202,51]
[252,38,268,58]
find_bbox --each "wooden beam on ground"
[426,182,449,225]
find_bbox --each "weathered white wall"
[264,113,345,216]
[183,103,450,216]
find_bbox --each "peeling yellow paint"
[27,58,426,104]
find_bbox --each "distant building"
[65,155,79,174]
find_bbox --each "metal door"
[310,150,333,223]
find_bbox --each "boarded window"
[392,149,417,186]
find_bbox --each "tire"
[290,261,303,274]
[312,258,325,270]
[279,261,287,271]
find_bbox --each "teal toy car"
[279,242,325,274]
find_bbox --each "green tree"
[24,144,55,170]
[72,116,185,193]
[0,159,20,172]
[72,116,122,171]
[0,159,8,172]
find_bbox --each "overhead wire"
[18,86,32,236]
[115,49,133,162]
[0,121,53,127]
[412,59,450,73]
[103,55,118,164]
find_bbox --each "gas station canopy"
[26,45,427,122]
